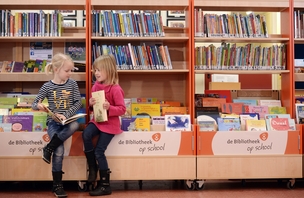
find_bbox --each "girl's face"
[55,61,74,82]
[94,68,107,83]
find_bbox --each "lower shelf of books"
[196,154,303,179]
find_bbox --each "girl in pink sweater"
[82,54,126,196]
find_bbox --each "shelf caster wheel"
[138,180,143,190]
[241,179,246,187]
[77,181,88,192]
[195,180,205,190]
[287,179,295,189]
[185,180,196,190]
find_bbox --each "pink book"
[247,105,269,119]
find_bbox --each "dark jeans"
[47,120,79,172]
[82,123,114,170]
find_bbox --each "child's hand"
[54,113,66,121]
[103,99,110,110]
[89,97,96,106]
[37,100,48,112]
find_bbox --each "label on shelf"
[199,131,299,155]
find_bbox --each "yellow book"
[246,119,267,131]
[131,103,160,117]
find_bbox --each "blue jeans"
[47,120,79,172]
[82,123,114,170]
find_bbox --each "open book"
[42,104,86,125]
[92,90,108,122]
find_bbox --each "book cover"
[202,97,227,111]
[122,98,132,118]
[258,99,281,107]
[246,119,267,131]
[0,108,9,115]
[121,116,150,131]
[131,97,158,104]
[0,123,12,132]
[269,118,290,131]
[131,103,160,117]
[32,112,48,132]
[247,105,269,119]
[165,115,191,131]
[2,115,33,132]
[198,120,216,131]
[151,116,165,125]
[239,113,259,130]
[12,61,25,72]
[11,108,32,115]
[232,99,257,106]
[268,106,287,114]
[92,90,108,122]
[1,61,14,73]
[295,104,304,124]
[217,118,241,131]
[204,90,232,103]
[42,104,87,125]
[161,106,187,116]
[195,106,219,118]
[0,97,18,105]
[221,103,245,114]
[17,95,37,107]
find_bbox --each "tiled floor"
[1,179,304,198]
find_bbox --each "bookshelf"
[0,0,89,182]
[192,0,302,186]
[88,0,196,183]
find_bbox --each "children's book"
[42,104,87,125]
[165,114,191,131]
[268,106,287,114]
[232,99,257,106]
[0,123,12,132]
[2,115,33,132]
[0,108,9,115]
[239,113,259,130]
[246,119,267,131]
[121,116,150,131]
[197,115,218,130]
[131,103,160,117]
[131,98,158,104]
[198,120,216,131]
[221,103,245,114]
[217,118,241,131]
[161,106,187,116]
[258,99,281,107]
[122,98,132,118]
[12,61,25,72]
[202,97,226,111]
[151,116,165,125]
[92,90,108,122]
[269,118,290,131]
[204,90,232,103]
[247,105,269,119]
[264,114,294,130]
[1,61,14,72]
[295,103,304,124]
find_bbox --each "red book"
[269,118,290,131]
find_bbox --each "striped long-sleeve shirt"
[32,79,82,124]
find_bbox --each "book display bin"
[0,0,303,191]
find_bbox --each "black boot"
[89,169,112,196]
[84,150,98,183]
[43,134,63,164]
[52,171,67,198]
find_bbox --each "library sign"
[105,131,191,156]
[199,131,300,155]
[0,131,193,156]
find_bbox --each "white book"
[165,114,191,131]
[92,90,108,122]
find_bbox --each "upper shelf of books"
[194,70,290,74]
[194,0,289,12]
[91,0,189,10]
[0,0,86,10]
[194,35,289,43]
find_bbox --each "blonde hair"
[92,54,119,85]
[45,53,73,75]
